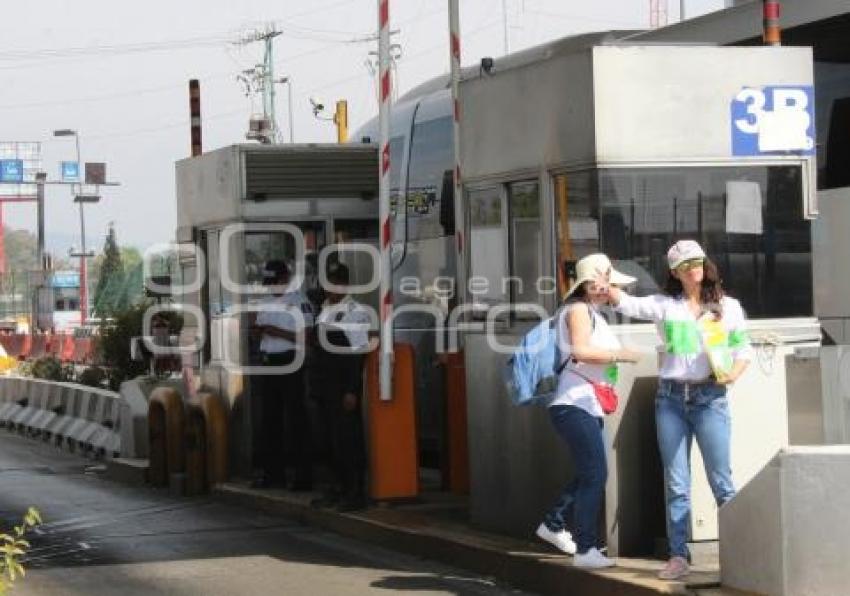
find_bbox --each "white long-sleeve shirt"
[257,290,315,354]
[615,293,753,382]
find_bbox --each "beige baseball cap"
[667,240,706,270]
[564,253,636,300]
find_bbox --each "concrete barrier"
[0,377,121,459]
[26,381,65,437]
[9,380,49,431]
[720,446,850,596]
[0,377,27,426]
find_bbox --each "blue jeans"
[544,405,607,554]
[656,380,736,558]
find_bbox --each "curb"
[215,484,700,596]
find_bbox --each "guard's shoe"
[535,523,577,555]
[658,556,689,580]
[574,547,615,569]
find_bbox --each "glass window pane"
[468,187,506,311]
[406,117,453,240]
[508,181,542,306]
[596,165,811,319]
[815,61,850,190]
[554,172,600,297]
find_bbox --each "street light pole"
[53,129,91,325]
[279,76,295,143]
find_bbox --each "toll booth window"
[815,61,850,189]
[206,230,223,315]
[507,181,543,310]
[595,165,812,319]
[554,171,601,298]
[242,223,326,295]
[406,116,453,240]
[332,219,379,311]
[468,186,507,314]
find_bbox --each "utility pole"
[236,25,285,144]
[502,0,509,54]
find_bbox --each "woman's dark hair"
[564,281,589,304]
[664,257,724,315]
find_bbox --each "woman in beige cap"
[536,254,640,569]
[605,240,752,581]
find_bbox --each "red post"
[763,0,781,46]
[189,79,202,157]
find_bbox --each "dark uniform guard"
[252,260,315,490]
[311,263,371,511]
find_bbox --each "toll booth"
[174,144,378,476]
[456,42,820,556]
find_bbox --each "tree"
[92,224,125,316]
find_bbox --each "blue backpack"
[503,310,569,406]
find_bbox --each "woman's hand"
[715,359,749,385]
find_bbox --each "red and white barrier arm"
[378,0,394,401]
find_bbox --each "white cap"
[564,253,636,300]
[667,240,706,270]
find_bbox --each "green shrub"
[77,366,107,388]
[0,507,41,595]
[30,356,74,382]
[97,301,183,391]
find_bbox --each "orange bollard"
[366,342,419,500]
[148,387,185,487]
[184,404,207,495]
[196,392,229,486]
[445,351,470,495]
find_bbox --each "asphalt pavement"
[0,431,532,596]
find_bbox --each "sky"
[0,0,724,255]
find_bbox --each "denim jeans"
[544,405,607,554]
[656,380,736,558]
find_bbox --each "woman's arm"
[716,299,752,384]
[607,285,667,323]
[566,303,640,364]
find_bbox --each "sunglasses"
[675,258,705,272]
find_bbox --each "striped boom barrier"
[763,0,781,46]
[378,0,394,401]
[448,0,465,307]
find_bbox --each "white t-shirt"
[549,304,622,418]
[316,296,373,351]
[257,290,315,354]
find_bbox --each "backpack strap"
[555,303,597,375]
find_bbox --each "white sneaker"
[535,523,577,555]
[574,547,616,569]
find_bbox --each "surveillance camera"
[309,97,324,113]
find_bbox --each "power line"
[0,34,232,62]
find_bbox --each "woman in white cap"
[605,240,752,581]
[536,254,640,569]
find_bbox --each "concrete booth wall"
[458,43,820,555]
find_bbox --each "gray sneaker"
[658,556,690,580]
